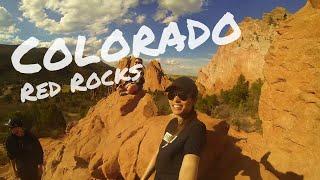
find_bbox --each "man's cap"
[4,117,23,128]
[165,77,198,98]
[135,58,143,62]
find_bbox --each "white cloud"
[19,0,206,34]
[39,36,103,56]
[0,6,22,44]
[0,7,14,27]
[159,0,204,16]
[163,59,180,65]
[136,15,146,24]
[154,0,205,24]
[141,0,156,5]
[114,18,134,25]
[84,36,103,56]
[153,8,168,22]
[161,15,179,24]
[19,0,140,35]
[39,37,76,48]
[17,17,24,22]
[159,57,210,75]
[114,11,145,25]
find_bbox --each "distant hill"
[0,44,115,86]
[167,74,197,81]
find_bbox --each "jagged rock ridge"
[197,7,289,95]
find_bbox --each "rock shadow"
[120,91,145,116]
[260,152,304,180]
[199,121,303,180]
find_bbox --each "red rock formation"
[197,7,289,95]
[196,1,319,178]
[309,0,320,8]
[117,57,170,92]
[259,1,320,179]
[117,56,136,69]
[143,60,171,92]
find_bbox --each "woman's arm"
[180,122,206,180]
[141,149,159,180]
[178,154,200,180]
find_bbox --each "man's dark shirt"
[5,131,43,172]
[155,115,207,180]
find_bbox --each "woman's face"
[168,90,195,117]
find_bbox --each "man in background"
[117,58,145,96]
[4,116,44,180]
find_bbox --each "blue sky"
[0,0,306,75]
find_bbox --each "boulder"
[259,1,320,179]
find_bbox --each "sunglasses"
[167,90,189,101]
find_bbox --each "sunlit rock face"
[143,60,171,92]
[197,7,289,95]
[259,1,320,179]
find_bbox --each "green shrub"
[6,103,66,138]
[213,104,231,119]
[195,94,219,116]
[80,106,90,117]
[247,78,263,116]
[230,116,262,133]
[34,103,66,137]
[3,94,12,103]
[149,91,171,115]
[221,74,249,108]
[196,75,264,133]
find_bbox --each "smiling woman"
[11,12,240,74]
[142,77,206,180]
